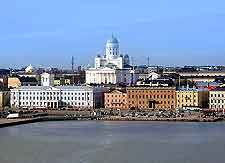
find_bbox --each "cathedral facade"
[86,36,138,85]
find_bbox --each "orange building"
[127,87,176,110]
[104,90,128,109]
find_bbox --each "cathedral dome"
[107,35,119,44]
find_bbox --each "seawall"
[0,116,224,128]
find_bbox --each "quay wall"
[0,117,224,128]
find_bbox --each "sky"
[1,0,225,68]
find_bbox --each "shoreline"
[0,116,224,128]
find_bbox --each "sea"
[0,121,225,163]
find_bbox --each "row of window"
[177,95,197,98]
[128,94,174,99]
[19,101,90,106]
[210,94,225,98]
[210,105,224,109]
[210,99,225,104]
[18,92,89,96]
[129,100,174,105]
[107,94,126,98]
[109,99,126,103]
[14,96,90,101]
[106,103,126,107]
[177,100,197,103]
[128,90,174,93]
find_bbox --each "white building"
[41,72,54,86]
[86,67,138,84]
[86,35,138,85]
[95,35,124,69]
[209,87,225,111]
[10,86,109,109]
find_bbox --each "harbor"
[0,113,224,128]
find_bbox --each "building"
[0,75,8,88]
[209,87,225,111]
[86,67,137,85]
[176,88,209,109]
[53,77,63,86]
[178,71,225,83]
[104,89,128,110]
[94,35,124,69]
[85,35,138,85]
[10,86,109,109]
[0,88,10,109]
[64,76,72,85]
[25,64,35,74]
[8,76,38,88]
[136,78,174,87]
[41,72,54,86]
[127,86,176,110]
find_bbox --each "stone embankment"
[100,116,223,122]
[0,116,224,128]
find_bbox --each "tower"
[71,56,74,71]
[41,72,54,86]
[105,35,119,60]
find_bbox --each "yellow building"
[176,88,209,109]
[8,77,21,88]
[54,78,63,86]
[104,89,128,110]
[64,78,72,85]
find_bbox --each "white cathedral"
[86,35,138,85]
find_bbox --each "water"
[0,121,225,163]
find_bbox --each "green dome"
[107,35,119,44]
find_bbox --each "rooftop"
[12,85,94,91]
[210,87,225,91]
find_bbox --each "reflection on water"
[0,121,225,163]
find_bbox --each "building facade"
[176,88,209,109]
[0,88,10,109]
[104,90,128,110]
[10,86,109,109]
[85,35,139,85]
[209,87,225,111]
[86,67,137,85]
[127,87,176,110]
[8,77,38,88]
[94,35,124,69]
[41,72,54,86]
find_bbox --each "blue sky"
[1,0,225,68]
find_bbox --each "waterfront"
[0,121,225,163]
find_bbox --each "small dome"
[107,35,119,44]
[25,64,34,73]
